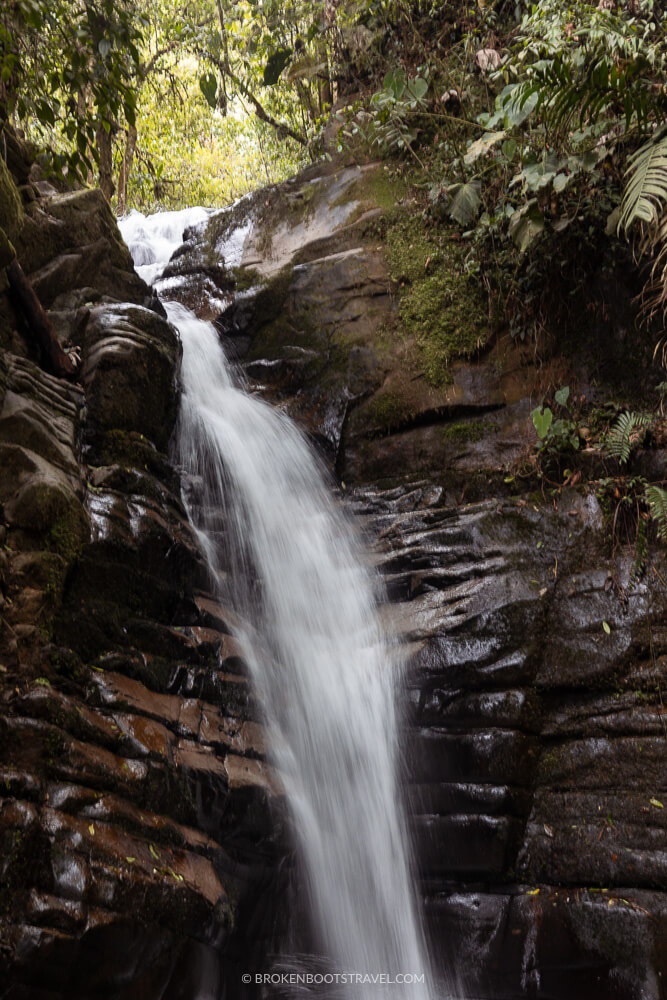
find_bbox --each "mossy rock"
[360,389,416,435]
[381,210,490,385]
[11,480,88,564]
[82,304,180,450]
[93,430,178,488]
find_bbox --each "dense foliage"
[0,0,143,184]
[1,0,410,209]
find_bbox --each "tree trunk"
[96,119,114,203]
[6,260,77,379]
[117,124,137,216]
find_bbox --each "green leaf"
[522,151,563,192]
[602,621,611,635]
[509,201,545,252]
[464,130,506,166]
[263,48,292,84]
[553,172,570,193]
[383,68,406,100]
[604,411,650,465]
[532,406,553,440]
[502,138,518,161]
[199,73,218,109]
[406,76,428,102]
[448,179,482,226]
[606,206,621,236]
[645,484,667,541]
[498,84,538,127]
[619,130,667,232]
[554,386,570,406]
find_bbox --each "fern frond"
[639,212,667,325]
[604,411,651,465]
[631,514,649,583]
[619,131,667,232]
[645,484,667,542]
[510,49,656,141]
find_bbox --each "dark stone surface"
[0,156,287,1000]
[350,481,667,999]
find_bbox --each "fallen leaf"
[475,47,502,73]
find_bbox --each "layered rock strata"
[0,150,284,999]
[176,160,667,998]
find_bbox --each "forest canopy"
[1,0,666,328]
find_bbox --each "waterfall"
[119,209,432,997]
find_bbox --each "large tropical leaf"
[619,130,667,232]
[509,200,545,252]
[263,48,292,86]
[448,179,482,226]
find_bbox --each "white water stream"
[120,209,432,998]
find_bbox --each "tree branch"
[7,260,77,379]
[200,49,308,146]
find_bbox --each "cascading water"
[120,209,433,997]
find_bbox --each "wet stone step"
[413,814,521,876]
[407,782,532,819]
[409,688,534,731]
[409,729,539,787]
[423,887,664,1000]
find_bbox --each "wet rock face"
[2,141,666,1000]
[0,156,286,998]
[124,158,667,997]
[351,482,667,999]
[172,161,543,478]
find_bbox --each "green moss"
[439,418,499,444]
[364,390,415,434]
[15,482,88,565]
[50,647,86,685]
[332,166,405,214]
[229,265,264,292]
[381,210,489,386]
[96,429,169,480]
[48,505,88,565]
